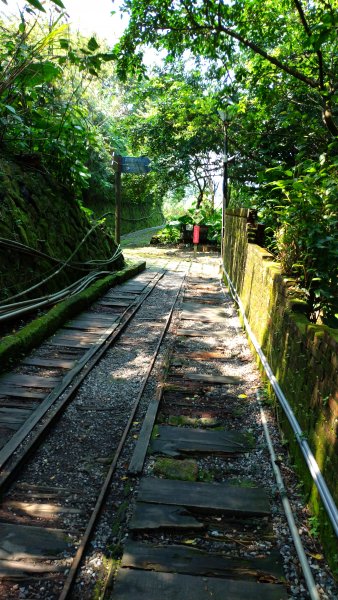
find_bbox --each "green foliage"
[0,10,119,203]
[111,0,337,321]
[260,156,338,325]
[11,0,65,12]
[115,0,338,136]
[112,62,223,210]
[152,225,181,245]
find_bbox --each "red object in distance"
[193,225,200,244]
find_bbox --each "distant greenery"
[175,202,222,244]
[151,225,181,245]
[152,201,222,246]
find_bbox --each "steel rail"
[58,271,186,600]
[0,270,164,494]
[222,264,338,538]
[258,391,320,600]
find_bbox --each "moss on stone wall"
[84,179,164,236]
[223,208,338,576]
[0,158,124,303]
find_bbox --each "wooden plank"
[0,422,21,432]
[185,287,221,295]
[97,300,131,307]
[50,337,92,348]
[121,542,285,582]
[51,324,117,346]
[103,293,138,300]
[150,426,252,457]
[113,569,287,600]
[0,399,37,409]
[16,482,80,494]
[129,502,204,531]
[129,386,163,475]
[176,330,225,337]
[172,351,228,362]
[22,357,76,369]
[68,314,117,324]
[0,523,69,560]
[0,559,66,578]
[138,478,270,516]
[183,295,224,304]
[3,501,82,517]
[0,387,47,399]
[63,323,111,333]
[0,374,60,388]
[56,330,103,341]
[181,312,226,323]
[119,284,146,292]
[186,280,219,287]
[0,408,32,424]
[186,373,242,385]
[181,303,226,322]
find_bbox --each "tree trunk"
[322,107,338,137]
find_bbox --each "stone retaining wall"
[223,208,338,574]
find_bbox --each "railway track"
[0,253,336,599]
[0,258,191,599]
[106,264,290,600]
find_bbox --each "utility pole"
[218,107,230,258]
[113,154,122,244]
[112,154,151,245]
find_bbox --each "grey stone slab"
[129,502,204,531]
[0,523,68,561]
[138,478,270,516]
[150,425,252,457]
[122,542,286,582]
[113,569,287,600]
[22,357,76,369]
[0,374,59,388]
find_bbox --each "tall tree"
[114,0,338,136]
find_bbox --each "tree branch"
[216,23,319,89]
[292,0,325,90]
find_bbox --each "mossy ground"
[0,261,146,373]
[153,457,199,481]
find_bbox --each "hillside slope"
[0,158,124,303]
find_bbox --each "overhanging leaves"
[19,62,62,87]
